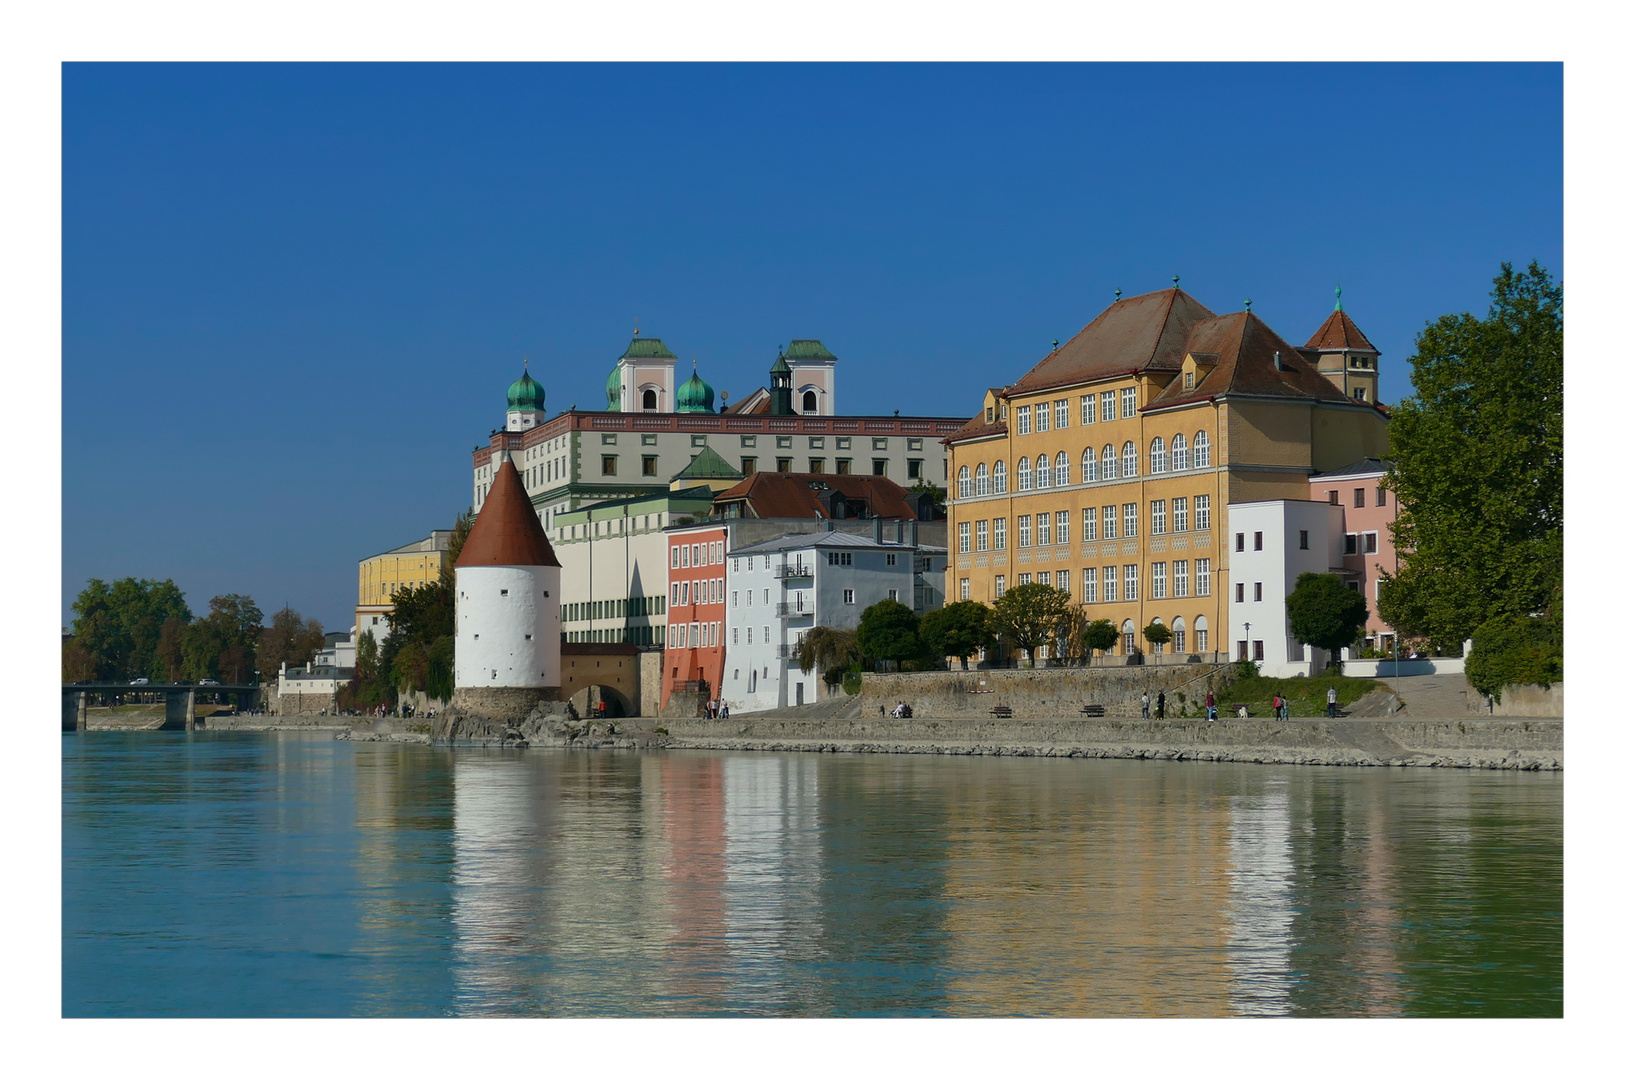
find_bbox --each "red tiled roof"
[456,459,561,568]
[711,472,919,519]
[1005,288,1219,396]
[1304,309,1378,352]
[1146,311,1363,411]
[943,388,1009,445]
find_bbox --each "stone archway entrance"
[559,643,645,716]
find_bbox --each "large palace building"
[944,286,1388,664]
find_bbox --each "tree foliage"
[1080,619,1120,656]
[919,601,994,666]
[856,599,923,665]
[1464,603,1563,702]
[259,605,326,677]
[377,511,472,703]
[794,626,864,691]
[991,583,1072,665]
[1141,621,1173,652]
[70,577,192,680]
[181,594,263,683]
[1286,572,1370,655]
[1380,261,1562,652]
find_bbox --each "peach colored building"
[1309,459,1400,655]
[662,524,729,709]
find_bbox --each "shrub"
[1465,612,1562,701]
[842,670,863,696]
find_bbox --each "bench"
[989,705,1013,718]
[1080,705,1106,718]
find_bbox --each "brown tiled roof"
[1146,311,1362,411]
[943,388,1009,445]
[456,459,562,568]
[1005,288,1218,396]
[711,472,919,519]
[1303,309,1378,352]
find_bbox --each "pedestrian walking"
[1156,691,1165,720]
[1205,690,1216,722]
[1272,694,1283,720]
[1141,691,1150,719]
[1326,685,1338,718]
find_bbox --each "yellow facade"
[948,374,1386,660]
[357,548,449,607]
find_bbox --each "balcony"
[773,563,814,579]
[776,644,802,659]
[776,602,814,618]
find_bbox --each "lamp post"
[1243,621,1251,665]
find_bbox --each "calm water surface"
[62,732,1562,1017]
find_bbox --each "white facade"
[1226,499,1347,678]
[454,564,562,689]
[721,532,946,715]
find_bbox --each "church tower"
[1302,287,1382,405]
[605,333,680,412]
[452,459,563,720]
[768,351,793,416]
[505,364,544,432]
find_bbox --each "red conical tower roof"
[1304,308,1378,353]
[456,459,561,568]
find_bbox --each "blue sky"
[61,62,1562,631]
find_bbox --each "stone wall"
[855,664,1233,719]
[1464,682,1563,718]
[639,651,664,717]
[447,686,563,725]
[277,691,338,716]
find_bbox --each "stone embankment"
[858,664,1233,718]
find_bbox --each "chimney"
[873,517,882,543]
[1274,350,1284,371]
[910,520,918,547]
[895,519,904,544]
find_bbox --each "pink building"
[1308,459,1399,655]
[662,524,729,710]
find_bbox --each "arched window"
[976,462,990,496]
[1121,441,1137,477]
[643,388,658,410]
[957,466,971,500]
[1171,433,1188,471]
[993,460,1007,493]
[1054,451,1070,486]
[1081,447,1097,483]
[1035,454,1050,488]
[1193,430,1210,468]
[1150,436,1167,474]
[1121,619,1136,656]
[1017,457,1033,491]
[802,390,818,413]
[1100,444,1117,480]
[1171,616,1187,655]
[1193,614,1209,656]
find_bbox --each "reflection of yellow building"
[945,288,1388,659]
[356,530,454,640]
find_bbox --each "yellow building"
[355,530,455,641]
[945,287,1387,661]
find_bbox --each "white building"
[1226,499,1350,677]
[720,532,947,714]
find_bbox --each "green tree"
[258,606,325,678]
[425,636,456,701]
[1286,572,1370,656]
[919,601,994,667]
[907,480,947,514]
[356,629,379,681]
[992,583,1072,666]
[1080,619,1120,658]
[793,626,864,692]
[378,512,472,701]
[856,599,923,666]
[1141,621,1173,655]
[70,577,192,680]
[1380,261,1562,652]
[155,616,187,681]
[1465,605,1563,702]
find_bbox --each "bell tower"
[1302,286,1381,405]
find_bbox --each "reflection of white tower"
[454,459,562,694]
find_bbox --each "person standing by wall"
[1156,690,1165,720]
[1205,690,1216,722]
[1141,691,1150,719]
[1326,685,1338,718]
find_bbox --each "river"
[61,731,1561,1017]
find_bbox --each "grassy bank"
[1215,675,1377,717]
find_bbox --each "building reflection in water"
[1225,777,1295,1015]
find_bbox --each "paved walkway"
[1379,672,1482,718]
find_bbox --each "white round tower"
[452,459,562,714]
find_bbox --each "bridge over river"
[62,683,261,731]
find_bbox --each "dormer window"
[1353,388,1367,401]
[1184,371,1194,389]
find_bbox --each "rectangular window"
[1236,582,1245,603]
[1017,406,1032,435]
[642,433,658,446]
[1036,513,1051,546]
[601,433,618,445]
[690,434,707,448]
[680,582,690,605]
[1254,582,1263,602]
[777,436,793,449]
[960,578,971,600]
[1018,515,1032,548]
[994,518,1007,550]
[1195,558,1211,596]
[741,457,757,475]
[777,458,793,472]
[1151,500,1167,535]
[1079,395,1096,425]
[844,589,855,604]
[1055,398,1070,428]
[747,627,753,644]
[808,457,825,473]
[907,438,923,451]
[1363,532,1379,553]
[1122,386,1136,418]
[1172,497,1188,532]
[872,459,888,476]
[1328,490,1340,505]
[1103,565,1118,602]
[1299,529,1310,550]
[995,575,1007,598]
[1197,628,1208,653]
[671,548,680,568]
[888,589,899,601]
[1083,507,1097,542]
[1035,402,1050,432]
[886,553,898,566]
[1018,573,1032,586]
[1376,487,1387,507]
[642,455,659,476]
[1056,510,1070,544]
[1254,531,1264,551]
[872,437,888,451]
[1345,533,1358,555]
[836,458,851,474]
[1103,505,1118,540]
[1253,640,1264,661]
[1152,561,1167,598]
[1038,571,1050,586]
[1100,391,1117,422]
[1354,487,1366,508]
[741,435,757,447]
[959,522,971,553]
[907,459,923,479]
[1057,569,1071,594]
[1124,564,1139,601]
[1194,495,1209,532]
[976,520,989,551]
[1082,568,1097,603]
[681,545,690,568]
[809,436,825,449]
[731,590,738,607]
[1235,532,1245,552]
[602,455,618,475]
[836,437,851,450]
[732,627,739,645]
[1123,502,1137,538]
[1173,560,1189,598]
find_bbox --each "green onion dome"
[605,366,621,411]
[506,370,543,412]
[675,370,716,414]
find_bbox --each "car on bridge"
[200,679,220,686]
[130,678,149,685]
